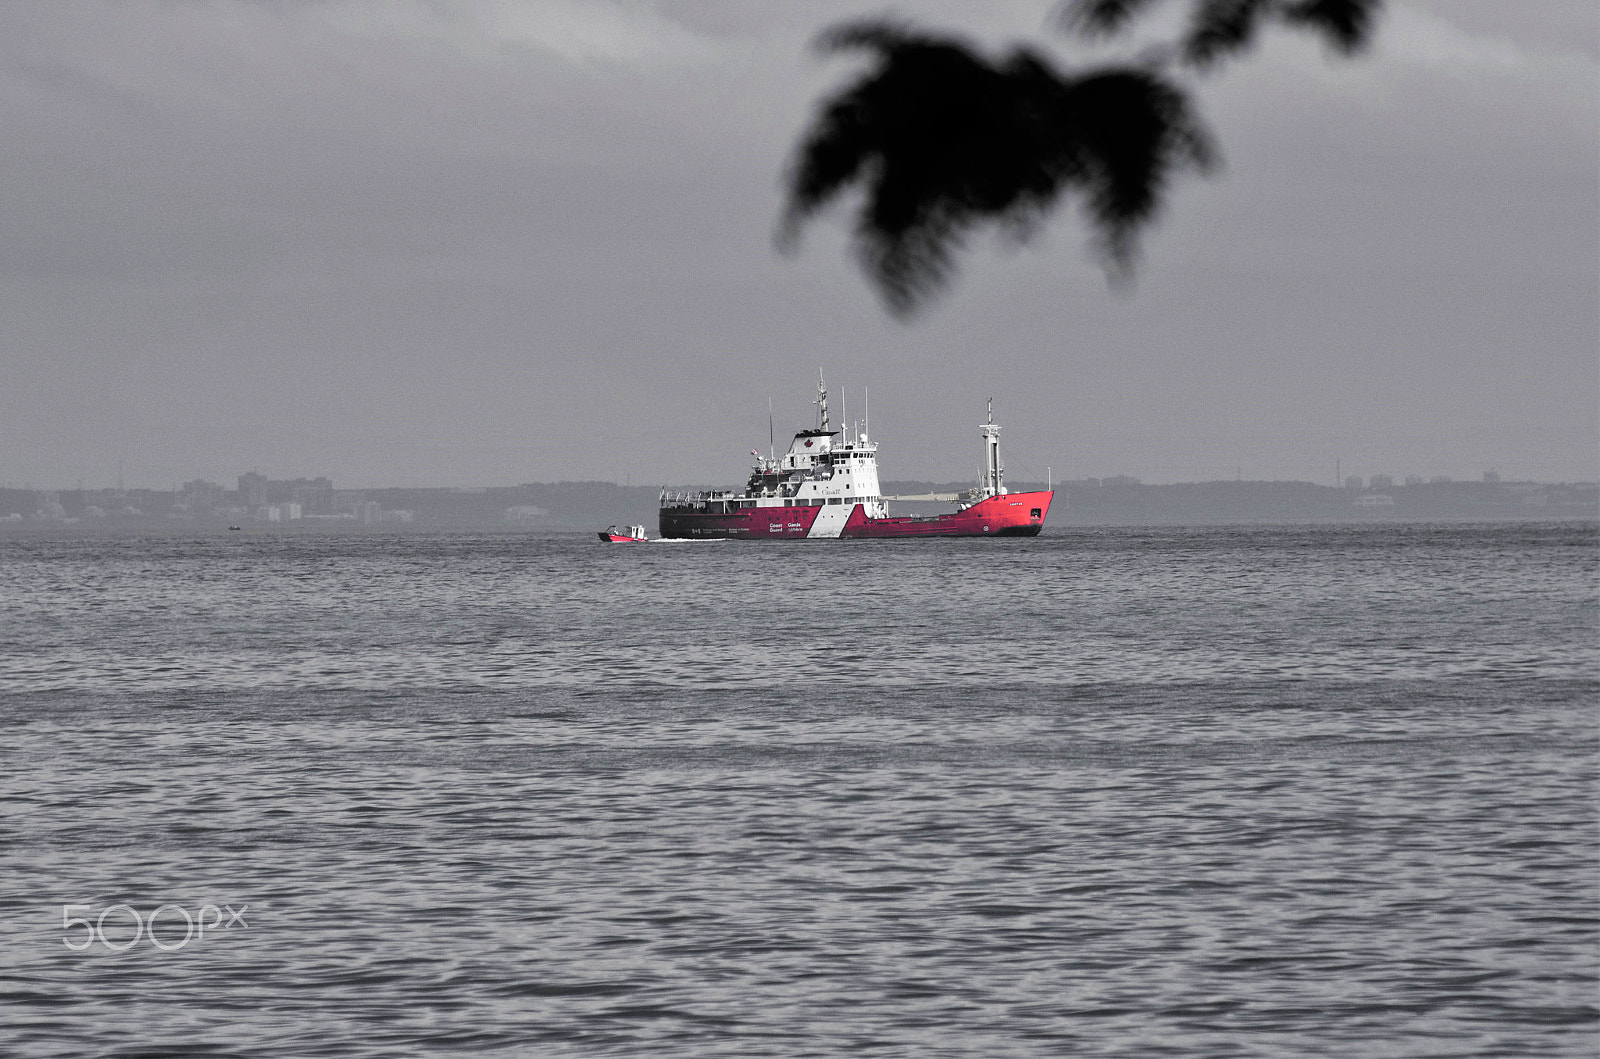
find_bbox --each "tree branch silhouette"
[1068,0,1381,67]
[781,1,1382,318]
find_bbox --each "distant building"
[238,472,269,508]
[236,472,334,515]
[1344,475,1364,490]
[286,477,334,516]
[181,479,226,512]
[1404,475,1423,486]
[1369,474,1393,489]
[1354,494,1395,507]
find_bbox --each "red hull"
[659,491,1052,539]
[846,491,1051,537]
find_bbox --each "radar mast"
[980,397,1004,497]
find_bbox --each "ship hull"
[659,491,1052,540]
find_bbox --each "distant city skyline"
[6,469,1592,531]
[3,460,1590,496]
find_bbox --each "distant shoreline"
[1,475,1593,536]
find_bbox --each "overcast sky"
[3,0,1595,489]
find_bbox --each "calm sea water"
[1,522,1595,1057]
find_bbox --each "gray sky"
[3,0,1595,488]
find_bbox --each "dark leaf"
[1184,0,1272,68]
[1060,69,1219,272]
[780,21,1215,316]
[1060,0,1166,38]
[1280,0,1381,55]
[1062,0,1383,69]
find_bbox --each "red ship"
[659,376,1053,540]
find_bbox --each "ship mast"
[981,397,1004,497]
[815,369,829,432]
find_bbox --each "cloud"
[1377,2,1597,92]
[307,0,714,65]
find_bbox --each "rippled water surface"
[1,523,1596,1057]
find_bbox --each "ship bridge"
[667,373,888,520]
[780,428,836,471]
[732,385,882,515]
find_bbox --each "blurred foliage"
[781,0,1383,316]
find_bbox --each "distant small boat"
[599,524,649,543]
[228,525,242,531]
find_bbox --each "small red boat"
[598,524,649,543]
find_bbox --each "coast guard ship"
[658,376,1052,540]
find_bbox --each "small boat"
[599,524,649,543]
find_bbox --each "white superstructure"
[663,373,890,525]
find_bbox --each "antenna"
[864,387,870,442]
[815,369,829,432]
[768,398,774,462]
